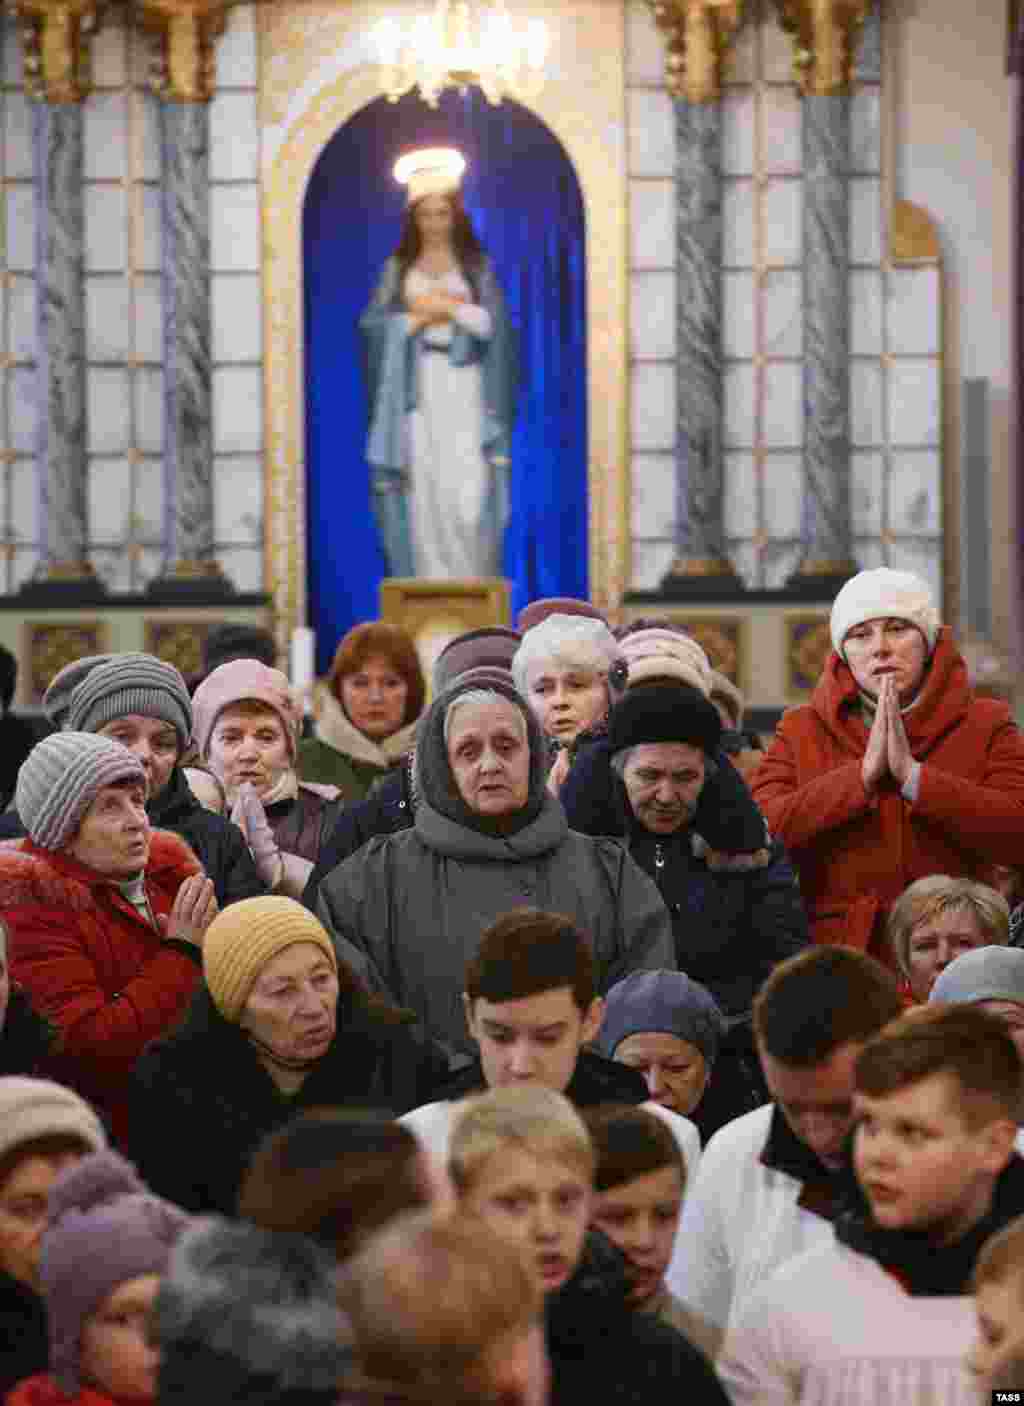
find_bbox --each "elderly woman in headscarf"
[753,567,1024,962]
[316,675,675,1055]
[192,660,345,898]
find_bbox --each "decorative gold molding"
[45,560,99,580]
[889,198,941,265]
[772,0,871,94]
[259,0,629,645]
[135,0,229,102]
[664,555,738,577]
[13,0,100,104]
[646,0,744,103]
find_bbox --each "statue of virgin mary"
[360,148,519,580]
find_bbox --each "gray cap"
[66,653,193,752]
[929,946,1024,1008]
[42,655,116,729]
[596,969,725,1065]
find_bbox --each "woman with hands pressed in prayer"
[754,568,1024,965]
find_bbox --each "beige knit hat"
[202,896,338,1022]
[618,627,712,697]
[0,1077,107,1170]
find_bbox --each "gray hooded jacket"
[316,792,675,1053]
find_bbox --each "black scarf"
[759,1104,847,1222]
[834,1153,1024,1295]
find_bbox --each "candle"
[290,627,316,713]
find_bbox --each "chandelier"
[373,0,550,107]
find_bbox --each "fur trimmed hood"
[0,830,203,909]
[312,684,417,768]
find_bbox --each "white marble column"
[161,100,216,573]
[33,101,91,578]
[794,91,856,581]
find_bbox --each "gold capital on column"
[136,0,229,102]
[646,0,744,103]
[772,0,871,94]
[13,0,100,103]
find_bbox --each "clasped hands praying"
[862,674,916,795]
[406,289,470,331]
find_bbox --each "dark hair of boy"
[237,1109,430,1262]
[855,1005,1023,1129]
[464,909,596,1012]
[753,947,903,1067]
[583,1104,684,1194]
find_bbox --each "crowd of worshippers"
[3,565,1024,1403]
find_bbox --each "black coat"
[0,985,56,1078]
[302,766,412,911]
[148,767,267,907]
[0,1271,47,1398]
[625,818,809,1019]
[427,1046,651,1110]
[128,986,451,1215]
[561,738,769,852]
[0,767,266,909]
[546,1232,729,1406]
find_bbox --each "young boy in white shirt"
[718,1005,1024,1406]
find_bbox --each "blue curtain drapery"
[303,89,588,673]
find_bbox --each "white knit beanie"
[830,568,941,657]
[618,628,712,697]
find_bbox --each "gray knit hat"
[596,969,726,1065]
[16,732,147,851]
[65,652,192,751]
[0,1077,107,1171]
[929,946,1024,1008]
[42,654,116,729]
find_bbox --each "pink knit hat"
[618,628,712,697]
[191,659,300,761]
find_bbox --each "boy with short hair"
[402,909,700,1177]
[968,1213,1024,1396]
[584,1103,716,1359]
[450,1086,728,1406]
[718,1006,1024,1406]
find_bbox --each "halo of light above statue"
[393,147,467,202]
[373,0,549,107]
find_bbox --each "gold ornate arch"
[259,2,629,641]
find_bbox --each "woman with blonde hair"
[889,875,1009,1003]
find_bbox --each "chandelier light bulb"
[373,0,552,106]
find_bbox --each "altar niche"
[303,89,588,673]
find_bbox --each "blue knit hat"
[597,969,725,1065]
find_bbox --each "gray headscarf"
[414,675,548,835]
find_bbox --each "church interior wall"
[0,0,1016,700]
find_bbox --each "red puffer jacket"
[0,831,203,1143]
[753,628,1024,962]
[6,1376,133,1406]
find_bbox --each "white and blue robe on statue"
[360,256,518,579]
